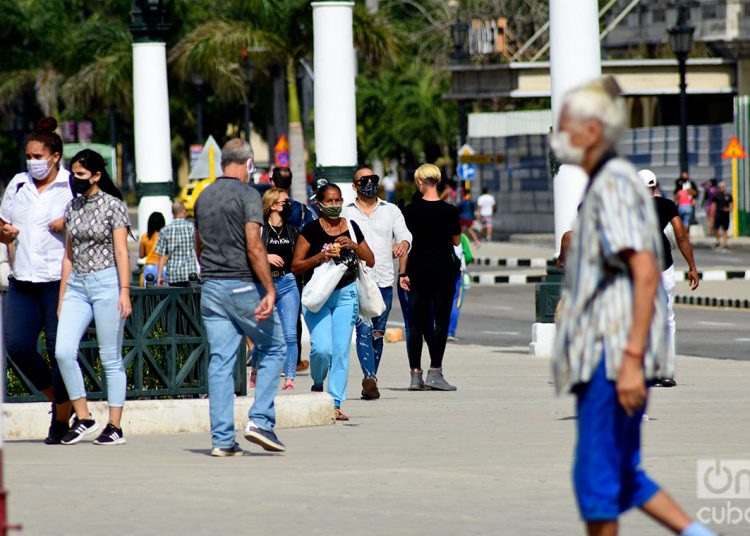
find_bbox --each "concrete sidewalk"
[5,340,747,535]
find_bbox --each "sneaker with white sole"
[211,442,244,457]
[93,423,126,445]
[61,418,99,445]
[244,422,286,452]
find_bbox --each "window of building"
[652,8,665,23]
[701,3,725,20]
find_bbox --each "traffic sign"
[274,135,290,167]
[721,136,747,159]
[457,144,477,181]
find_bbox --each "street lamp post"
[668,2,695,178]
[450,13,470,146]
[191,74,204,144]
[241,50,254,142]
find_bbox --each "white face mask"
[549,131,585,166]
[27,156,54,180]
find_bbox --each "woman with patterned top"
[55,149,132,446]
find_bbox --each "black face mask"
[357,175,380,199]
[69,176,92,196]
[279,200,292,220]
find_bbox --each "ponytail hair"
[70,149,124,201]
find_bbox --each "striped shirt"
[154,218,200,283]
[553,156,668,394]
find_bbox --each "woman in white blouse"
[0,117,74,444]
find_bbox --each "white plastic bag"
[344,219,385,318]
[357,264,386,318]
[301,260,347,313]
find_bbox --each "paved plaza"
[6,337,748,535]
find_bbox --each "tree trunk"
[287,58,307,204]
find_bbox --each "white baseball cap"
[637,169,657,188]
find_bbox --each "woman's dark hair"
[26,117,63,156]
[70,149,123,201]
[315,181,341,202]
[146,212,166,239]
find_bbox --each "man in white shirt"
[342,167,412,400]
[476,188,496,241]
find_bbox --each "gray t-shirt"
[194,177,262,280]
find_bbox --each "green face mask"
[318,203,342,218]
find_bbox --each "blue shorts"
[573,358,660,521]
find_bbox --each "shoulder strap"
[345,219,358,244]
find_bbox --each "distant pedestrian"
[0,117,73,443]
[292,182,374,421]
[476,188,496,241]
[439,178,457,206]
[156,201,200,287]
[448,234,473,341]
[402,164,461,392]
[139,211,166,286]
[639,169,699,387]
[55,149,132,446]
[342,167,411,400]
[457,190,481,245]
[194,139,287,456]
[712,182,732,250]
[553,77,712,536]
[701,179,719,234]
[673,177,697,229]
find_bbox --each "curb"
[472,257,551,268]
[674,295,750,309]
[674,270,750,282]
[4,393,335,441]
[470,273,545,285]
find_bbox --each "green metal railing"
[5,287,247,403]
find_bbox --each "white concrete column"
[312,1,358,204]
[549,0,601,255]
[530,0,601,358]
[133,42,173,233]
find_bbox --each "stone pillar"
[131,2,173,233]
[312,1,358,204]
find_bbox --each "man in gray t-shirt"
[194,138,286,457]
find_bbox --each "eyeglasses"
[355,174,379,186]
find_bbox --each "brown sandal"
[334,408,349,421]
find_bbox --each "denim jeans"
[677,204,693,228]
[355,286,393,378]
[4,278,69,403]
[250,274,300,379]
[303,283,358,406]
[398,284,434,364]
[55,267,126,406]
[201,279,285,448]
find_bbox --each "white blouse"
[0,170,73,283]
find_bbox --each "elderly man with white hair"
[552,77,714,536]
[637,169,699,388]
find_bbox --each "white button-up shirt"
[0,170,72,282]
[343,198,412,288]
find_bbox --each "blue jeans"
[678,204,693,228]
[355,286,393,378]
[303,283,358,406]
[55,268,126,407]
[201,279,285,448]
[251,274,300,379]
[4,279,68,403]
[448,272,464,338]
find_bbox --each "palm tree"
[169,0,398,200]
